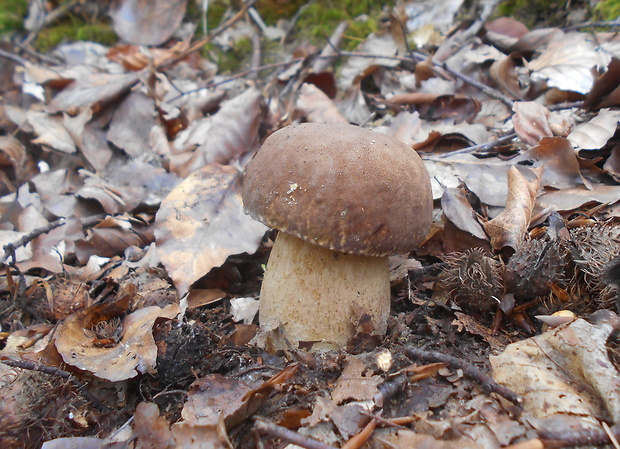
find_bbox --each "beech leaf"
[483,165,543,252]
[154,164,267,296]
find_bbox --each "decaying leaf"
[54,298,179,381]
[331,355,382,404]
[490,311,620,428]
[154,163,267,296]
[483,166,543,252]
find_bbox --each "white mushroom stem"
[259,232,390,349]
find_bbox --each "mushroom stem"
[260,232,390,349]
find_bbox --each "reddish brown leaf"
[512,101,553,146]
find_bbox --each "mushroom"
[242,122,433,348]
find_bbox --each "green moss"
[36,22,117,53]
[594,0,620,20]
[495,0,570,27]
[295,0,392,50]
[202,36,254,74]
[0,0,28,34]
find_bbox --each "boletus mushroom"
[242,122,433,348]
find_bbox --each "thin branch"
[440,62,514,107]
[1,357,111,412]
[405,347,523,406]
[156,0,257,71]
[0,47,29,66]
[2,218,66,264]
[254,419,338,449]
[433,132,518,159]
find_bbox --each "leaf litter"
[2,1,620,448]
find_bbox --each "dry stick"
[1,357,111,412]
[156,0,257,72]
[1,214,104,265]
[440,62,514,107]
[254,419,338,449]
[2,217,66,264]
[405,347,523,406]
[434,132,519,158]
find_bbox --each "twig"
[1,214,104,265]
[2,218,66,264]
[0,47,29,66]
[405,347,523,406]
[434,132,518,158]
[156,0,257,71]
[254,419,338,449]
[564,20,620,31]
[538,423,620,447]
[1,357,111,412]
[440,62,514,107]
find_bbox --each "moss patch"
[36,22,117,53]
[0,0,28,34]
[594,0,620,20]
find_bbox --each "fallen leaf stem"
[1,357,111,412]
[405,347,523,406]
[254,419,338,449]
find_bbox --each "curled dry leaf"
[483,165,543,252]
[440,187,487,240]
[154,163,267,296]
[567,108,620,151]
[512,102,553,146]
[490,312,620,427]
[489,52,525,100]
[54,300,180,381]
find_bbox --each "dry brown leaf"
[331,355,382,404]
[54,301,179,381]
[483,166,543,252]
[515,137,588,189]
[338,28,403,91]
[538,184,620,213]
[170,421,232,449]
[512,102,553,146]
[107,91,158,158]
[154,163,267,296]
[296,83,348,123]
[175,88,263,176]
[133,402,176,449]
[528,32,610,94]
[489,53,525,100]
[27,110,76,153]
[395,430,484,449]
[490,312,620,427]
[440,187,487,240]
[109,0,189,46]
[182,375,252,426]
[567,108,620,151]
[48,72,141,113]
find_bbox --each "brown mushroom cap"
[242,122,433,256]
